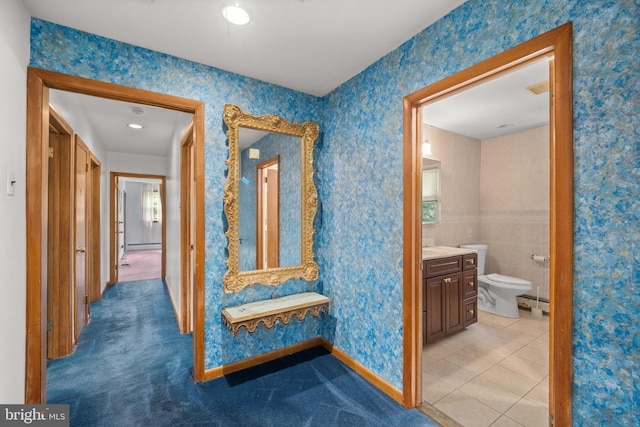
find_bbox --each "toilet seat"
[486,273,531,286]
[479,274,532,291]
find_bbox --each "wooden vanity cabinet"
[423,253,478,344]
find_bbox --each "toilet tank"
[460,243,487,275]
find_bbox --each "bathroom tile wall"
[480,126,550,299]
[421,126,481,248]
[421,125,550,300]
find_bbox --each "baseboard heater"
[519,294,550,304]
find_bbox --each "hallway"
[117,249,161,283]
[46,279,437,426]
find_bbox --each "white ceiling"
[21,0,468,97]
[26,0,548,157]
[49,89,193,157]
[422,58,550,140]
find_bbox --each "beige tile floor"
[422,309,549,427]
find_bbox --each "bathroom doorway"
[418,58,552,425]
[402,23,573,426]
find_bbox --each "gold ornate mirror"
[222,104,319,293]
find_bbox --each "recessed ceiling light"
[127,123,144,130]
[222,5,251,25]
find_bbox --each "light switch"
[6,171,15,196]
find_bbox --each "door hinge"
[48,147,54,159]
[550,414,554,427]
[47,320,53,332]
[115,263,118,271]
[85,295,89,305]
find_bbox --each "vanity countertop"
[422,246,476,260]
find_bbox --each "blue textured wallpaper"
[318,0,638,425]
[29,18,323,368]
[29,0,639,423]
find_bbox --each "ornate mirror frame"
[222,104,319,293]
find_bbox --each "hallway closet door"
[74,135,90,341]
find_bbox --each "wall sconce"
[422,138,432,158]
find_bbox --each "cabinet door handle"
[76,247,86,253]
[466,258,475,265]
[467,309,475,315]
[443,278,451,283]
[468,281,475,287]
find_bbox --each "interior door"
[256,156,280,269]
[74,136,90,341]
[189,141,196,330]
[46,110,74,359]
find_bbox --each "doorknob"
[76,247,86,253]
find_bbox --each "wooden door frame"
[109,172,167,285]
[180,121,194,333]
[89,153,102,302]
[25,67,206,403]
[256,155,280,269]
[402,23,574,425]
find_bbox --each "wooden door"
[74,136,90,341]
[256,156,280,269]
[180,122,195,333]
[46,108,74,358]
[88,154,101,302]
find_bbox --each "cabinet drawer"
[424,256,462,277]
[463,270,478,299]
[463,253,478,270]
[463,298,477,327]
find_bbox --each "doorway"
[256,155,280,269]
[109,173,166,285]
[419,58,552,425]
[402,23,574,426]
[25,67,206,403]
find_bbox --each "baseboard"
[163,279,186,334]
[317,338,404,405]
[202,337,403,406]
[203,337,325,381]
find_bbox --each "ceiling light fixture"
[222,5,251,25]
[127,123,144,130]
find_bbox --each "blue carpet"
[47,279,438,427]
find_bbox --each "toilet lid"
[487,273,532,285]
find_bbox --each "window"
[422,166,440,223]
[151,192,160,222]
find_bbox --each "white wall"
[123,181,162,249]
[164,121,189,322]
[0,0,30,404]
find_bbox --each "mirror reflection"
[238,128,302,271]
[222,104,319,293]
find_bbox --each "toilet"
[459,243,532,318]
